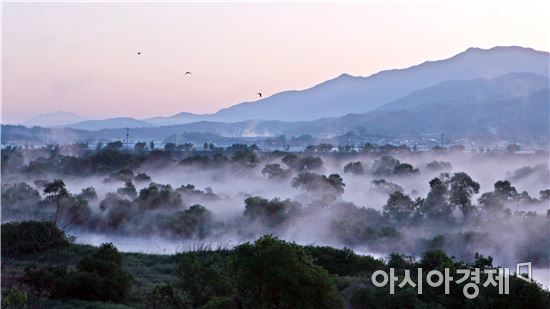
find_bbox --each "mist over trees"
[1,143,549,307]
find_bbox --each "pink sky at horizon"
[2,1,549,123]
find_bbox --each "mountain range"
[5,46,549,143]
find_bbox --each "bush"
[22,243,132,303]
[147,284,192,309]
[78,243,133,302]
[51,271,103,300]
[344,161,364,175]
[178,252,234,307]
[305,246,384,276]
[1,221,70,257]
[233,235,343,309]
[1,287,29,309]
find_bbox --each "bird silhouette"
[185,72,192,75]
[137,52,141,55]
[257,92,262,98]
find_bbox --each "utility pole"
[126,128,130,150]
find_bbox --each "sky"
[2,0,549,123]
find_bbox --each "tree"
[371,179,403,195]
[1,182,41,213]
[426,160,452,172]
[371,156,400,176]
[281,153,298,167]
[448,172,480,218]
[494,180,518,199]
[383,191,416,221]
[419,249,456,271]
[78,243,132,301]
[178,252,234,307]
[261,163,290,179]
[164,142,176,152]
[243,196,300,227]
[291,172,345,195]
[540,189,550,201]
[479,180,518,213]
[177,143,194,152]
[393,163,419,175]
[165,205,213,238]
[282,154,323,172]
[422,175,452,220]
[297,156,323,171]
[134,141,147,153]
[137,183,183,210]
[233,236,343,309]
[134,172,152,183]
[344,161,364,175]
[78,187,98,201]
[105,141,123,151]
[327,174,345,194]
[43,179,69,225]
[33,243,133,303]
[117,181,137,199]
[231,149,259,168]
[316,143,333,152]
[2,221,69,257]
[147,284,192,309]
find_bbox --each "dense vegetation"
[1,143,549,307]
[2,222,549,308]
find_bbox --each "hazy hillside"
[17,46,549,129]
[65,117,155,130]
[207,46,549,122]
[4,87,547,143]
[5,47,550,142]
[145,112,206,126]
[289,89,550,138]
[376,72,549,112]
[22,111,87,127]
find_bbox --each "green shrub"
[1,221,69,257]
[233,235,343,309]
[178,252,234,307]
[21,243,132,304]
[147,284,192,309]
[1,287,29,309]
[78,243,133,302]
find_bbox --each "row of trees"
[383,173,550,223]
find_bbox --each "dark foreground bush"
[22,243,132,304]
[1,221,69,257]
[233,235,343,309]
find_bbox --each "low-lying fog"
[2,148,549,286]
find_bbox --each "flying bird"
[137,51,141,55]
[185,72,192,75]
[257,92,262,98]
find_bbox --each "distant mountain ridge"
[18,46,550,131]
[145,112,207,126]
[3,87,548,144]
[376,72,549,112]
[286,88,549,138]
[204,46,549,122]
[22,111,87,127]
[64,117,155,130]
